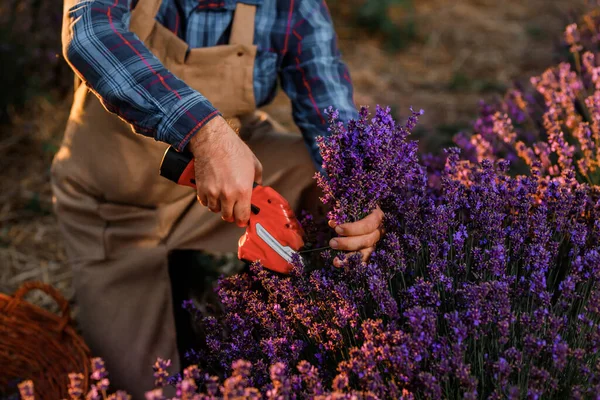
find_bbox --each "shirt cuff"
[155,93,221,152]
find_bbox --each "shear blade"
[255,223,302,265]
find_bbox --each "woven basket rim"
[0,281,92,399]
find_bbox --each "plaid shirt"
[63,0,357,168]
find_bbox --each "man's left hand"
[328,206,385,267]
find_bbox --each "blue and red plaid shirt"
[63,0,358,168]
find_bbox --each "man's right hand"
[187,116,263,227]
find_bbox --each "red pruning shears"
[159,146,305,274]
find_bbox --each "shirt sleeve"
[279,0,359,171]
[62,0,220,151]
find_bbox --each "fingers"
[327,207,385,268]
[198,179,253,224]
[254,155,263,185]
[219,183,253,225]
[232,187,252,227]
[333,206,384,236]
[220,195,235,223]
[360,247,375,262]
[329,227,381,252]
[197,194,208,208]
[207,196,221,213]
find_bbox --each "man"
[53,0,384,397]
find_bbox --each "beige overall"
[51,0,317,397]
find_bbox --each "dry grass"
[0,0,593,317]
[0,95,72,314]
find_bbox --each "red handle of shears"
[159,146,305,274]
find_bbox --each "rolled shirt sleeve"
[62,0,220,151]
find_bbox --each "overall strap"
[229,3,256,46]
[130,0,163,43]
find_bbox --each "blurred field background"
[0,0,594,314]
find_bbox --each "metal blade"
[297,246,331,254]
[255,223,300,264]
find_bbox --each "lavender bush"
[19,105,600,399]
[454,13,600,186]
[168,104,599,399]
[191,16,595,395]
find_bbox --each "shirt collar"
[197,0,263,11]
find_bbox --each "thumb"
[253,155,263,185]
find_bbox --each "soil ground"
[0,0,592,316]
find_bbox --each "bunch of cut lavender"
[454,18,600,186]
[315,105,423,225]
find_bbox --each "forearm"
[62,0,219,150]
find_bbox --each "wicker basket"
[0,281,91,399]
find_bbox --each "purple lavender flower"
[68,373,84,399]
[17,380,34,400]
[144,389,165,400]
[222,360,253,398]
[90,357,108,381]
[106,391,130,400]
[176,378,198,399]
[152,358,171,388]
[183,365,201,380]
[205,375,220,397]
[331,373,348,393]
[565,23,583,52]
[266,362,293,399]
[297,361,324,397]
[97,378,110,392]
[86,385,102,400]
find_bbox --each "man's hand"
[188,116,263,227]
[328,206,385,267]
